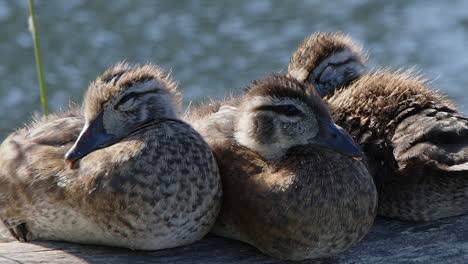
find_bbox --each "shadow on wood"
[0,215,466,264]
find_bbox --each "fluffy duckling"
[288,32,468,221]
[185,75,377,260]
[0,63,222,249]
[288,32,367,97]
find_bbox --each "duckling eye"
[116,94,137,111]
[254,104,304,117]
[278,105,303,117]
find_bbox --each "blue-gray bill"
[64,112,113,168]
[314,121,363,159]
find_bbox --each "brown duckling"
[0,63,222,249]
[288,32,367,97]
[288,32,468,221]
[185,75,377,260]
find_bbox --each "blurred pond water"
[1,0,468,139]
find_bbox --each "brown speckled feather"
[327,71,468,220]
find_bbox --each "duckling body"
[327,71,468,221]
[0,63,221,249]
[288,32,468,221]
[186,75,377,260]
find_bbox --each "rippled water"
[1,0,467,139]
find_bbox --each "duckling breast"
[262,149,377,260]
[67,120,222,249]
[213,146,377,260]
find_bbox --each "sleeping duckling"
[185,75,377,260]
[0,63,222,249]
[288,32,468,221]
[288,32,367,97]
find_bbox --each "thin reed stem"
[28,0,48,116]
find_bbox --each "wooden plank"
[0,215,466,264]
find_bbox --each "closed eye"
[115,90,157,110]
[117,96,136,111]
[117,92,138,108]
[254,104,305,117]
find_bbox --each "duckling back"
[327,70,468,221]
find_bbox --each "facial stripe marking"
[253,104,305,117]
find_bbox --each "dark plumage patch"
[252,115,275,145]
[3,220,29,242]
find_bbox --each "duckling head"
[234,75,362,160]
[288,32,366,97]
[64,62,180,167]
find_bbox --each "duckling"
[288,32,367,97]
[185,75,377,260]
[288,32,468,221]
[0,63,222,249]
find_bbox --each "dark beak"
[64,112,113,168]
[313,120,362,158]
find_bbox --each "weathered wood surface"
[0,215,466,264]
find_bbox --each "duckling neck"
[234,133,289,162]
[129,117,185,136]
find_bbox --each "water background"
[1,0,468,140]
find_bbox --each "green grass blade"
[28,0,48,116]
